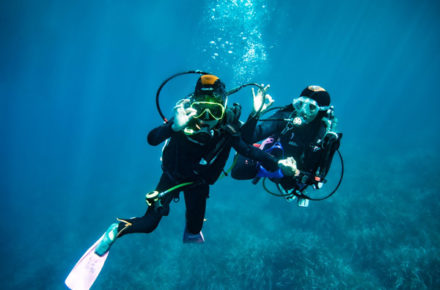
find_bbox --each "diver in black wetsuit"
[94,75,299,255]
[232,85,342,206]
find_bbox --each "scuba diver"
[92,74,299,254]
[231,85,342,207]
[66,73,301,289]
[65,73,302,289]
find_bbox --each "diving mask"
[182,102,221,137]
[190,101,225,121]
[292,97,325,124]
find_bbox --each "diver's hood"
[194,74,227,104]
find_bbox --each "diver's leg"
[183,183,209,234]
[95,173,175,255]
[117,173,176,236]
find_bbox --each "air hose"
[155,70,268,122]
[155,70,210,122]
[145,181,195,207]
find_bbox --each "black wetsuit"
[117,106,279,236]
[233,105,340,191]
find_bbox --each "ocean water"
[1,0,439,289]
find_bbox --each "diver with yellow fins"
[65,71,301,289]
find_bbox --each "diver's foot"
[183,227,205,244]
[297,197,309,207]
[95,223,119,256]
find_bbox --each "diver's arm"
[231,136,279,171]
[147,120,174,146]
[148,100,197,146]
[241,111,286,143]
[240,116,258,142]
[315,132,342,179]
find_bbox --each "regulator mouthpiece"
[293,116,303,126]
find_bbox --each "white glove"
[278,157,300,177]
[171,99,197,132]
[252,84,274,114]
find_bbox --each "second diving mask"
[292,96,324,124]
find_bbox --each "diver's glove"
[171,99,197,132]
[252,84,274,115]
[278,157,300,177]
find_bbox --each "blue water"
[1,0,439,289]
